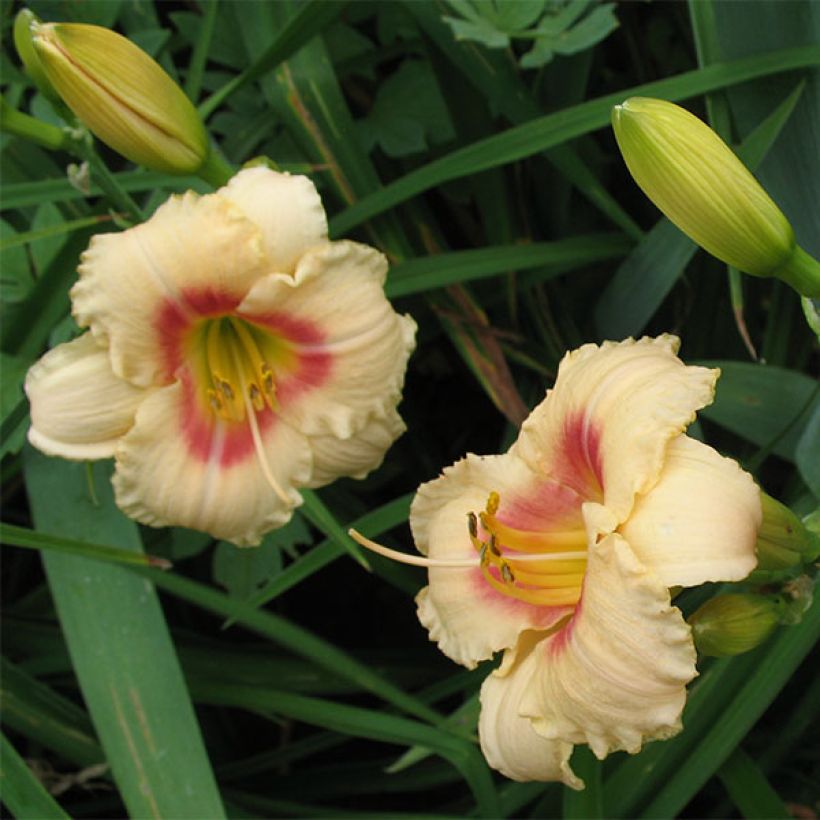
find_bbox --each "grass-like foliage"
[1,1,818,818]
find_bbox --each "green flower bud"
[688,593,781,657]
[30,20,209,174]
[612,98,820,298]
[755,493,820,572]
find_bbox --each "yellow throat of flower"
[469,492,588,607]
[202,317,279,423]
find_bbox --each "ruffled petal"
[112,382,312,546]
[237,240,417,439]
[479,638,581,787]
[219,167,328,274]
[25,333,146,460]
[520,533,696,759]
[306,407,406,487]
[514,335,717,525]
[411,453,582,669]
[620,435,760,587]
[72,191,269,387]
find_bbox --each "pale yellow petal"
[25,333,146,460]
[112,382,312,546]
[219,167,328,273]
[238,240,416,439]
[411,453,581,668]
[620,435,760,587]
[479,639,581,787]
[306,407,406,487]
[514,335,717,525]
[521,533,696,759]
[72,191,268,387]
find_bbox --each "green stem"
[197,147,236,188]
[78,142,144,222]
[777,244,820,298]
[0,97,73,151]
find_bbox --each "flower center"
[202,317,278,423]
[469,491,588,607]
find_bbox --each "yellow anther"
[486,491,500,516]
[200,316,279,422]
[467,489,588,608]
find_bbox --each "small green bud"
[688,593,781,657]
[755,493,820,572]
[611,98,820,298]
[30,21,209,175]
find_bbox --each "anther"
[486,491,500,516]
[501,563,515,584]
[489,533,501,556]
[479,543,489,566]
[467,512,478,538]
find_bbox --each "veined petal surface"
[112,382,312,546]
[620,435,760,586]
[411,453,580,668]
[306,408,406,487]
[220,168,328,274]
[72,192,269,387]
[479,636,581,788]
[25,333,146,460]
[514,336,717,524]
[238,241,417,439]
[520,533,696,759]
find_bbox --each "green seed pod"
[688,593,781,657]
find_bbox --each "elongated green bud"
[29,20,209,174]
[755,493,820,572]
[688,593,781,657]
[612,97,820,298]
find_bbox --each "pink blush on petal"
[500,479,585,533]
[155,288,244,381]
[242,311,333,403]
[555,412,604,500]
[178,372,274,467]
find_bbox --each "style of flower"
[26,167,416,546]
[353,336,760,787]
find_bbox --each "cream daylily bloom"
[26,168,416,546]
[406,336,760,787]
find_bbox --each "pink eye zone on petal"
[153,288,332,470]
[554,412,604,500]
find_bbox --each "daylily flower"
[26,167,416,546]
[353,336,760,787]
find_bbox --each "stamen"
[201,317,279,422]
[348,529,587,567]
[229,340,291,506]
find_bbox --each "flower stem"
[0,96,73,151]
[197,148,235,188]
[776,244,820,298]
